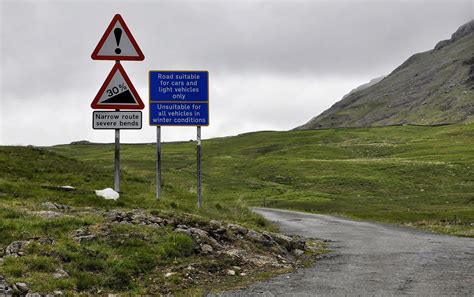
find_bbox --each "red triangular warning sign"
[91,63,144,110]
[91,14,144,61]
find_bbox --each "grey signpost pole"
[113,60,121,193]
[156,126,161,199]
[197,126,202,208]
[114,126,120,192]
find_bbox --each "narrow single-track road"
[218,208,474,296]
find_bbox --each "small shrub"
[2,257,25,277]
[55,242,81,262]
[76,257,106,272]
[103,262,134,290]
[129,251,159,272]
[255,216,268,227]
[27,256,58,272]
[159,234,194,260]
[75,272,98,291]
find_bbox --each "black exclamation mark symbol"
[114,28,122,54]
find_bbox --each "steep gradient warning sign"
[91,63,144,110]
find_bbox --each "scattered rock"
[293,249,304,257]
[33,210,63,219]
[104,210,165,227]
[52,268,69,279]
[209,220,221,229]
[200,244,213,254]
[174,227,189,235]
[42,202,57,210]
[4,240,29,257]
[226,269,235,276]
[223,248,246,259]
[175,227,223,250]
[164,272,176,278]
[0,275,14,295]
[270,232,293,248]
[60,186,75,191]
[3,238,55,260]
[71,228,96,243]
[42,202,71,211]
[38,237,55,245]
[248,254,282,268]
[13,282,29,294]
[227,223,248,235]
[245,230,274,246]
[95,188,119,200]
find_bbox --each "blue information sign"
[149,71,209,126]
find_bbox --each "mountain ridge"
[296,19,474,130]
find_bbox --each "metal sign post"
[114,127,120,192]
[156,126,162,199]
[197,126,202,208]
[149,71,209,207]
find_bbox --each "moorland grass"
[51,123,474,236]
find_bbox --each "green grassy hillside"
[0,146,280,295]
[1,123,472,294]
[51,123,474,237]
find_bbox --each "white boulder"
[95,188,119,200]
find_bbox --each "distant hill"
[296,19,474,130]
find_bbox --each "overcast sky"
[0,0,472,145]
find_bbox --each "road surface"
[217,208,474,296]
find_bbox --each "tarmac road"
[218,208,474,296]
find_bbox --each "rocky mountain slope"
[296,19,474,130]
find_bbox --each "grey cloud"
[1,1,472,98]
[0,0,472,145]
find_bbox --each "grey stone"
[174,228,191,235]
[42,202,71,212]
[200,244,213,254]
[223,248,245,259]
[209,220,221,229]
[164,272,176,278]
[34,210,63,219]
[59,186,75,191]
[226,269,236,276]
[188,227,209,242]
[293,249,304,257]
[5,240,29,256]
[71,228,96,243]
[0,275,14,295]
[227,223,248,235]
[42,202,58,210]
[52,268,69,279]
[14,282,29,293]
[269,232,293,248]
[245,230,274,246]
